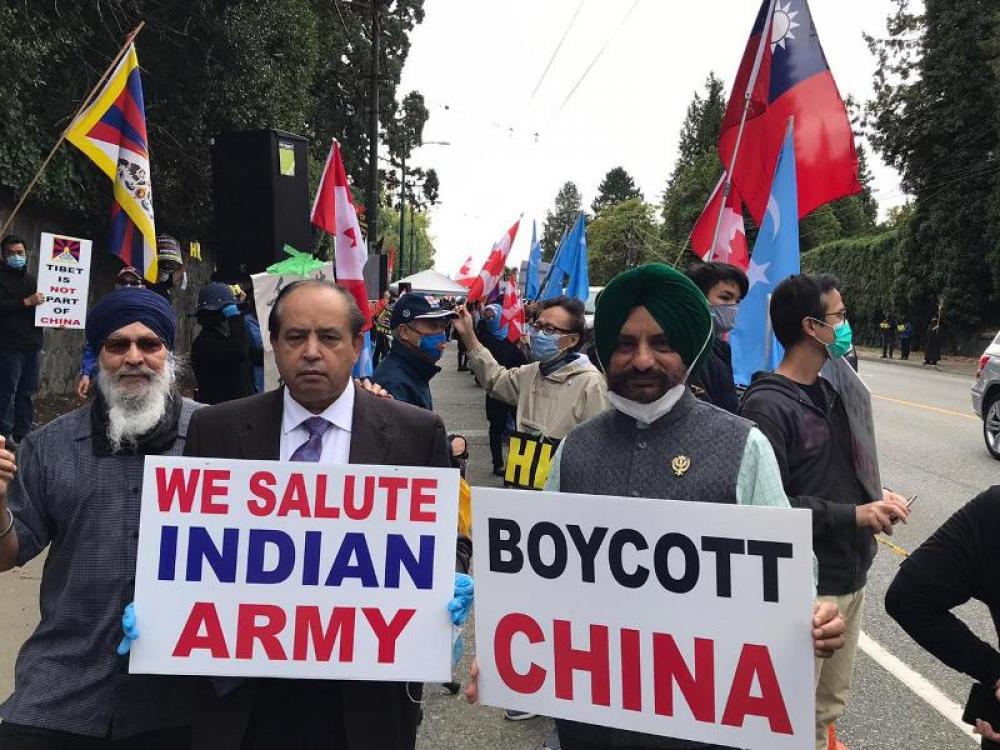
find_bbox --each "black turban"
[86,287,177,352]
[594,263,713,374]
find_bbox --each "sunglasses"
[103,336,165,354]
[118,279,145,288]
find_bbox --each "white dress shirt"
[279,379,355,462]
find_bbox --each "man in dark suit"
[184,279,470,750]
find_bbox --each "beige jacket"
[467,344,610,440]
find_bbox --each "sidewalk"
[416,340,552,749]
[855,345,977,378]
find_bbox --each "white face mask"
[608,384,686,426]
[603,313,714,426]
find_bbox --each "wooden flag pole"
[0,21,146,239]
[707,0,778,258]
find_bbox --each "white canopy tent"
[392,269,469,296]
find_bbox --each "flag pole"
[0,21,146,238]
[533,222,571,302]
[708,0,778,255]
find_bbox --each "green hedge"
[800,231,903,346]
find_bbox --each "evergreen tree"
[866,0,1000,334]
[591,166,642,215]
[541,181,583,261]
[588,198,658,284]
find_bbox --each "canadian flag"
[501,273,525,343]
[311,139,372,330]
[689,172,749,270]
[456,254,475,288]
[466,218,521,303]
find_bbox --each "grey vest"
[560,388,752,504]
[557,390,753,750]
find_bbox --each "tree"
[866,0,1000,335]
[660,74,726,255]
[591,167,642,215]
[587,198,659,284]
[0,0,430,246]
[541,181,582,261]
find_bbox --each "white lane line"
[858,631,978,744]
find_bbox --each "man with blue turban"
[0,287,215,748]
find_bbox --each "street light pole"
[365,0,382,269]
[395,140,449,282]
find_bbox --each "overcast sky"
[397,0,911,275]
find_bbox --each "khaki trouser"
[814,588,866,750]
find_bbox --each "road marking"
[858,631,978,743]
[872,394,979,421]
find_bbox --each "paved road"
[0,347,995,750]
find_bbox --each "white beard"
[96,355,177,453]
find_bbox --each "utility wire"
[528,0,586,102]
[555,0,640,114]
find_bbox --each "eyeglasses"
[531,323,575,337]
[118,280,145,288]
[103,336,165,354]
[822,309,849,324]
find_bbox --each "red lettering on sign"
[653,634,715,723]
[362,607,415,663]
[378,476,408,521]
[620,627,643,712]
[314,474,339,518]
[247,471,277,516]
[721,643,792,735]
[292,605,356,662]
[494,613,546,694]
[201,469,231,514]
[156,467,200,513]
[278,473,311,517]
[410,478,437,522]
[553,619,611,706]
[343,475,376,520]
[235,603,288,660]
[173,602,230,658]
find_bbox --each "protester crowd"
[0,233,998,750]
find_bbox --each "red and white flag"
[501,273,525,343]
[455,254,475,288]
[466,218,521,303]
[689,172,749,271]
[311,139,371,330]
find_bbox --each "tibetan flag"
[311,139,373,377]
[466,219,520,303]
[719,0,859,224]
[689,172,750,270]
[66,45,157,282]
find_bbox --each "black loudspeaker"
[211,130,311,275]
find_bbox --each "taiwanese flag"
[719,0,860,224]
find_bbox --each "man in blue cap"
[372,293,456,410]
[0,287,216,748]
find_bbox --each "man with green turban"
[541,263,846,750]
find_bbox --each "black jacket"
[372,342,440,410]
[191,314,254,405]
[0,264,42,351]
[739,372,874,595]
[691,337,739,413]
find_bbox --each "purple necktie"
[290,417,332,462]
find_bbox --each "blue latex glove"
[221,303,240,318]
[117,602,139,655]
[447,573,474,626]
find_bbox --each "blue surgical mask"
[418,332,447,362]
[529,327,563,362]
[711,303,739,334]
[5,255,26,270]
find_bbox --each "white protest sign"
[821,356,882,499]
[131,456,459,682]
[473,488,814,750]
[34,233,93,329]
[251,263,334,390]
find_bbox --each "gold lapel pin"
[671,455,691,477]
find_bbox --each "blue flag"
[525,220,542,300]
[352,330,374,378]
[556,213,589,302]
[730,122,800,386]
